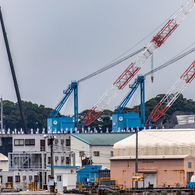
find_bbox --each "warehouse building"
[111,129,195,188]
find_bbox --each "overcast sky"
[0,0,195,115]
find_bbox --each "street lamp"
[44,134,56,193]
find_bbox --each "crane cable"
[77,5,182,84]
[144,42,195,77]
[77,47,145,83]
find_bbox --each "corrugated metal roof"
[113,129,195,157]
[71,133,133,145]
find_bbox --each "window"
[61,156,64,162]
[55,139,58,144]
[110,151,114,157]
[23,176,26,181]
[66,157,70,164]
[40,140,45,151]
[55,156,59,162]
[14,139,24,146]
[66,139,70,146]
[15,175,20,182]
[188,162,192,168]
[61,139,64,145]
[8,176,13,183]
[14,157,19,164]
[34,175,39,182]
[25,139,35,146]
[57,175,61,182]
[94,151,100,156]
[79,151,85,157]
[48,157,51,164]
[29,175,32,181]
[0,175,3,183]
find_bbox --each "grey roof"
[71,133,133,145]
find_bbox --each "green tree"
[3,100,52,130]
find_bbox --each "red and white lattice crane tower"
[146,60,195,125]
[81,0,195,127]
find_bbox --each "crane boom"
[82,0,195,127]
[146,60,195,125]
[0,7,28,133]
[50,81,78,128]
[115,75,145,113]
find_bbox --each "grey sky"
[0,0,195,115]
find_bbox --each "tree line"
[2,94,195,131]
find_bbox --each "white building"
[6,133,72,190]
[71,133,133,168]
[52,165,78,193]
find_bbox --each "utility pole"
[50,137,54,180]
[135,127,138,188]
[44,135,55,193]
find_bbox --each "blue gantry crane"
[48,48,145,133]
[112,75,145,132]
[47,81,78,133]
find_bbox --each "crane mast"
[146,60,195,125]
[82,0,195,127]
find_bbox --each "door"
[40,140,45,151]
[144,173,156,188]
[56,174,63,193]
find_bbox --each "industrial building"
[110,155,195,188]
[110,128,195,188]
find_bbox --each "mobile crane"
[0,7,28,133]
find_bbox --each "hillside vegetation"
[2,94,195,131]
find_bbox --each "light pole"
[44,135,55,193]
[135,127,138,188]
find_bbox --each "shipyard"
[0,0,195,195]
